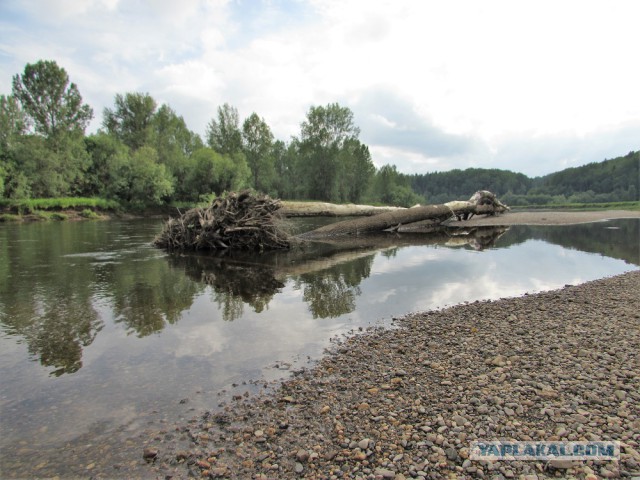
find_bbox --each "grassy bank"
[0,197,120,222]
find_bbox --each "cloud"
[354,87,481,156]
[1,0,639,175]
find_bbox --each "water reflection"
[0,218,638,478]
[168,227,507,321]
[0,221,638,379]
[170,254,284,321]
[491,221,640,265]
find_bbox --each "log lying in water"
[299,190,509,238]
[153,190,509,251]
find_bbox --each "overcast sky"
[1,0,639,177]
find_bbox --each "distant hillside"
[409,151,639,205]
[409,168,532,204]
[532,150,639,199]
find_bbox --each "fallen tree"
[153,191,291,251]
[299,190,509,238]
[153,190,509,251]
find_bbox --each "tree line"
[1,59,421,208]
[410,151,638,206]
[1,60,637,209]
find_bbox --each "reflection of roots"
[445,226,509,250]
[200,265,284,299]
[172,254,284,318]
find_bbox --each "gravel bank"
[148,271,640,479]
[454,210,640,227]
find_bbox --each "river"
[0,217,638,478]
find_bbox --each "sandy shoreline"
[145,270,640,479]
[453,209,640,227]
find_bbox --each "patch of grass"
[0,213,22,222]
[79,209,101,219]
[33,210,68,221]
[0,197,120,214]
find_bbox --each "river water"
[0,217,638,478]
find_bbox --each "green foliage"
[531,151,639,201]
[369,164,423,207]
[206,103,243,155]
[151,104,203,201]
[0,94,29,149]
[32,210,68,221]
[242,112,275,192]
[0,197,119,214]
[185,148,250,198]
[410,168,532,202]
[79,209,100,219]
[0,163,5,198]
[107,146,173,207]
[295,103,373,203]
[2,59,637,210]
[12,60,93,143]
[102,92,157,150]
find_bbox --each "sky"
[1,0,639,177]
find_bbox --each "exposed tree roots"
[153,191,291,251]
[154,190,509,251]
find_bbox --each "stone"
[374,468,396,478]
[358,438,371,450]
[142,448,158,460]
[487,355,507,367]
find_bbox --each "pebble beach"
[146,269,640,480]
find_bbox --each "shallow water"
[0,217,638,477]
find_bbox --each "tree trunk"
[298,204,454,238]
[299,191,509,239]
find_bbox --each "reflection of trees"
[491,220,640,265]
[0,223,104,376]
[168,254,284,322]
[109,260,204,337]
[0,220,203,376]
[26,298,102,376]
[168,227,510,320]
[295,253,373,318]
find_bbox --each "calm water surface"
[0,217,638,477]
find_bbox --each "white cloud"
[1,0,639,175]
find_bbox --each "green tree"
[103,92,157,150]
[206,103,243,155]
[270,140,298,198]
[297,103,361,201]
[12,60,93,147]
[0,95,29,150]
[0,95,29,198]
[84,133,130,197]
[106,146,173,206]
[336,138,375,203]
[150,104,203,200]
[186,148,250,199]
[370,164,423,207]
[242,112,275,192]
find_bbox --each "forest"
[1,60,638,210]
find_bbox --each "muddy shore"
[144,269,640,480]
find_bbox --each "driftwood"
[299,190,509,238]
[153,191,291,251]
[153,190,509,251]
